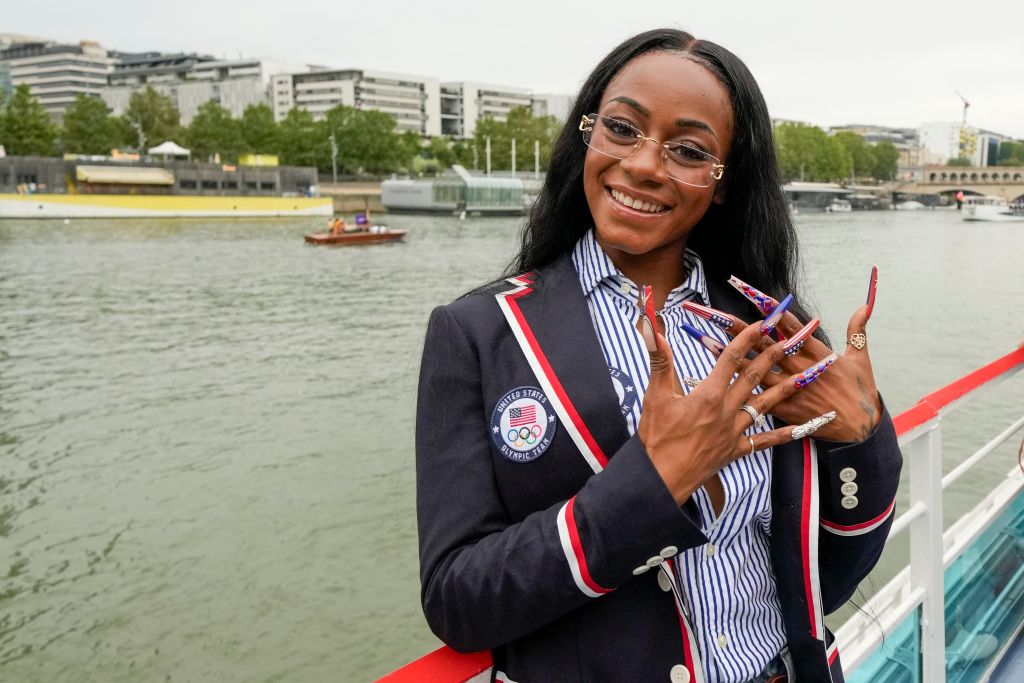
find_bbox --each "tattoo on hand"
[856,375,879,439]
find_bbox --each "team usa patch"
[608,367,638,416]
[490,386,557,462]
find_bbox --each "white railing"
[837,346,1024,680]
[381,346,1024,683]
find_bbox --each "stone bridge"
[892,166,1024,201]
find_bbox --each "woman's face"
[583,51,734,266]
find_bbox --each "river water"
[1,210,1022,682]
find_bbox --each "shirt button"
[632,564,650,576]
[841,482,859,496]
[669,664,691,683]
[717,633,729,648]
[841,495,859,510]
[705,543,716,558]
[646,555,664,568]
[658,570,672,592]
[660,545,678,558]
[620,281,631,295]
[839,467,857,482]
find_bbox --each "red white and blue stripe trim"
[661,561,708,683]
[495,276,609,473]
[801,439,826,642]
[556,497,612,598]
[821,498,896,537]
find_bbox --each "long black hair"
[507,28,815,324]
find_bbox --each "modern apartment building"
[271,68,441,136]
[439,82,532,138]
[102,56,308,125]
[0,36,113,119]
[918,122,1012,166]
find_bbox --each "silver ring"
[747,435,756,457]
[739,404,766,429]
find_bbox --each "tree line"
[0,84,563,177]
[6,84,1018,180]
[773,123,901,182]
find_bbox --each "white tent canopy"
[148,141,191,157]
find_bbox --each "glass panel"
[847,609,921,683]
[945,492,1024,682]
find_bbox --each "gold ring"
[848,332,867,350]
[747,435,756,457]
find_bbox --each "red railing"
[379,345,1024,682]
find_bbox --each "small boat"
[306,210,406,245]
[963,196,1024,222]
[304,228,406,246]
[824,199,852,213]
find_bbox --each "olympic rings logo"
[507,424,543,448]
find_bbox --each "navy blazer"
[416,253,902,683]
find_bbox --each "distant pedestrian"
[956,190,965,209]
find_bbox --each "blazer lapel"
[494,255,630,473]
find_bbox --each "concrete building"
[102,56,308,125]
[531,93,572,121]
[918,122,1013,166]
[439,82,532,138]
[829,123,930,170]
[271,68,441,136]
[0,36,113,120]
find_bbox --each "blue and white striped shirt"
[570,229,787,683]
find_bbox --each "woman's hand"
[698,270,881,443]
[637,316,838,505]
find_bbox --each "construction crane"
[955,90,970,125]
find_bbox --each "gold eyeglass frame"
[579,114,725,184]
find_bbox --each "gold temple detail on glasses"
[579,114,725,185]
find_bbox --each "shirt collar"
[571,228,709,306]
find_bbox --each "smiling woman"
[415,28,901,683]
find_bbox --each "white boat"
[895,200,926,211]
[381,347,1024,683]
[962,196,1024,222]
[825,199,852,213]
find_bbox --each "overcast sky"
[8,0,1023,138]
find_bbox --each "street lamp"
[329,130,338,185]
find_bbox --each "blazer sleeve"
[416,304,707,652]
[814,402,902,613]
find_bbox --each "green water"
[0,211,1022,681]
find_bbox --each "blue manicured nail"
[681,322,725,357]
[760,293,794,336]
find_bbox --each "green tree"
[833,132,875,180]
[947,157,972,167]
[774,123,850,182]
[870,142,899,180]
[428,136,457,169]
[185,101,245,162]
[997,141,1024,166]
[325,105,408,174]
[0,84,57,156]
[469,106,560,172]
[239,103,281,154]
[60,94,123,154]
[122,86,181,150]
[278,107,326,169]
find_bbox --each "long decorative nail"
[782,318,821,356]
[639,285,660,352]
[794,352,838,388]
[682,301,735,331]
[681,323,725,357]
[760,293,794,336]
[792,411,837,439]
[729,275,778,316]
[865,266,878,321]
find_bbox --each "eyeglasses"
[579,113,725,188]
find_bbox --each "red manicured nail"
[865,266,878,320]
